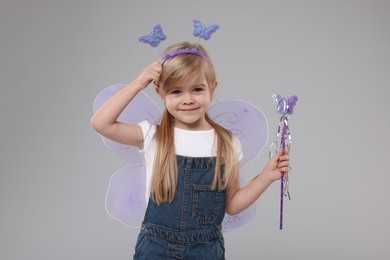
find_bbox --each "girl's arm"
[225,150,290,215]
[91,62,162,148]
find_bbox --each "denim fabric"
[134,155,226,260]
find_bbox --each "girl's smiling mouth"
[178,107,199,112]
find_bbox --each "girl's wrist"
[259,170,275,185]
[127,79,146,92]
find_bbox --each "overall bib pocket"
[192,184,222,224]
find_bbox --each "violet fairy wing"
[105,163,147,228]
[93,84,161,163]
[222,177,256,232]
[93,85,161,228]
[209,100,269,166]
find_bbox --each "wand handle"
[280,172,284,230]
[280,116,288,230]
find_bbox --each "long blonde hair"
[150,42,238,205]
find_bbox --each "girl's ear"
[213,80,218,90]
[154,83,163,98]
[210,80,218,99]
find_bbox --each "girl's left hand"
[263,149,290,182]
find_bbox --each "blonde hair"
[150,42,238,205]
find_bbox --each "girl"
[91,42,289,259]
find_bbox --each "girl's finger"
[279,153,290,160]
[278,161,290,168]
[275,149,283,157]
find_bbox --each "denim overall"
[133,155,226,259]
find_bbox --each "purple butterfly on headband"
[138,24,167,47]
[192,19,219,40]
[272,94,298,115]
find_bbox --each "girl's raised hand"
[134,61,162,89]
[263,149,290,182]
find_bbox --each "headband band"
[161,48,209,64]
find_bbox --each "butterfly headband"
[160,48,209,64]
[138,19,219,64]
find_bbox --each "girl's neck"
[173,119,213,131]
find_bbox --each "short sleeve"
[137,120,157,153]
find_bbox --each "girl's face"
[160,76,215,130]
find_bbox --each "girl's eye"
[170,89,182,95]
[193,87,204,92]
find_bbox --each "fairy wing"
[209,99,269,166]
[93,84,161,228]
[222,177,256,232]
[105,163,147,228]
[93,84,161,163]
[209,100,269,232]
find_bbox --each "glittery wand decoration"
[270,94,298,230]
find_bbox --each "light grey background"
[1,0,389,259]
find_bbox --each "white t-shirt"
[138,120,243,201]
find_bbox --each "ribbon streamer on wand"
[269,94,298,230]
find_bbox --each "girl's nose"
[183,93,194,104]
